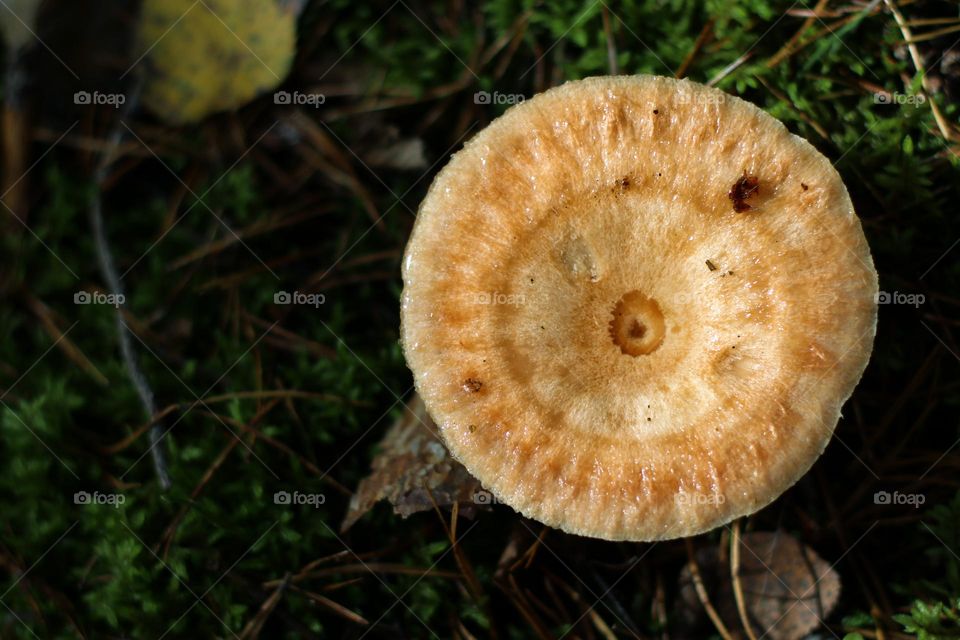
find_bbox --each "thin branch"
[89,73,171,490]
[684,537,734,640]
[730,520,758,640]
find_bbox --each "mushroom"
[400,75,877,541]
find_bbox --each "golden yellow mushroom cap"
[401,75,877,541]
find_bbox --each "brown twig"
[601,5,619,75]
[757,76,829,140]
[100,404,178,454]
[426,493,485,603]
[767,0,830,68]
[707,53,753,87]
[675,19,715,79]
[263,563,459,587]
[684,537,734,640]
[500,573,554,640]
[903,23,960,44]
[22,293,109,386]
[730,520,759,640]
[290,583,368,626]
[238,573,292,639]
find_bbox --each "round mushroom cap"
[400,75,877,542]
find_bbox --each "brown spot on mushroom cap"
[729,173,760,212]
[400,75,877,542]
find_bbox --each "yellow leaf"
[139,0,297,125]
[0,0,43,52]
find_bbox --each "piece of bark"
[341,394,483,532]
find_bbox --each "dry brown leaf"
[677,531,841,640]
[341,394,483,532]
